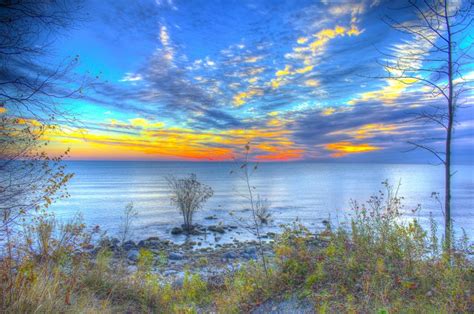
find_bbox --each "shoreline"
[95,224,281,285]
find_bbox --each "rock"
[244,247,257,255]
[127,265,138,273]
[138,237,161,248]
[127,249,140,262]
[171,227,183,235]
[223,251,239,259]
[188,228,204,235]
[242,253,257,260]
[172,272,185,288]
[181,223,203,230]
[163,269,178,276]
[205,215,218,220]
[208,225,225,234]
[168,252,185,260]
[242,246,258,259]
[122,240,136,251]
[99,237,120,251]
[145,237,161,247]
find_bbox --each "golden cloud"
[325,141,380,157]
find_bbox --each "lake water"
[51,161,474,244]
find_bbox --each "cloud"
[129,118,165,129]
[40,0,473,162]
[233,89,264,107]
[325,141,380,157]
[329,123,400,139]
[120,73,143,82]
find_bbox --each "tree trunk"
[444,0,453,254]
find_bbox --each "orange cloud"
[325,141,380,157]
[43,114,302,161]
[329,123,399,139]
[255,149,304,161]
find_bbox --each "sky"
[8,0,474,162]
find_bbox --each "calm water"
[51,162,474,244]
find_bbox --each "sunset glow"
[5,0,473,162]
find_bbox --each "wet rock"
[205,215,218,220]
[138,237,161,248]
[181,223,205,230]
[122,240,136,251]
[146,237,161,246]
[169,252,185,260]
[208,225,225,234]
[188,228,204,235]
[171,227,183,235]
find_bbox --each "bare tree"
[230,144,271,276]
[0,0,88,230]
[166,174,213,232]
[379,0,472,252]
[0,2,90,301]
[118,202,138,246]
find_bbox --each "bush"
[270,181,473,313]
[166,174,213,231]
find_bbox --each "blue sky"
[18,0,474,162]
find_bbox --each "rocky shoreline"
[95,223,278,286]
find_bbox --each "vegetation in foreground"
[1,182,472,313]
